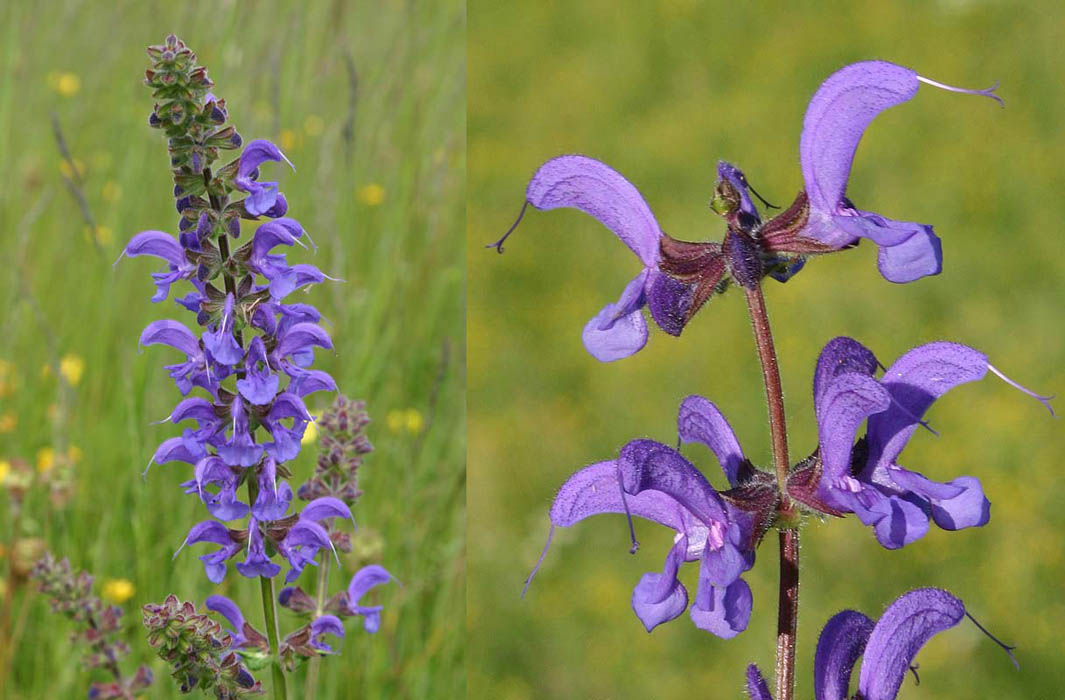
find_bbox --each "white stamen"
[916,75,1004,107]
[149,411,174,426]
[987,363,1056,416]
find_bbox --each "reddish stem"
[743,283,799,700]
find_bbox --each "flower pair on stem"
[496,60,1049,700]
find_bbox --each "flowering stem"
[742,285,789,488]
[775,529,800,700]
[303,552,332,699]
[247,477,288,700]
[260,575,287,699]
[742,283,798,700]
[213,173,284,697]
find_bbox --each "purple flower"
[287,367,337,398]
[139,320,214,395]
[235,139,293,217]
[492,65,1007,361]
[789,337,1053,549]
[177,520,243,584]
[746,588,1016,700]
[268,321,333,379]
[204,595,251,649]
[204,595,269,655]
[745,663,773,700]
[308,615,345,653]
[261,393,313,462]
[236,518,282,579]
[146,436,199,476]
[235,336,280,405]
[277,498,353,583]
[202,294,243,367]
[526,397,774,638]
[344,565,395,633]
[240,218,317,300]
[216,396,264,468]
[117,230,197,302]
[780,61,1002,283]
[169,397,223,458]
[251,456,293,522]
[490,155,685,362]
[185,455,248,521]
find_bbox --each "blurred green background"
[469,1,1063,698]
[0,0,464,698]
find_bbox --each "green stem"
[303,552,332,699]
[247,477,288,700]
[742,283,798,700]
[260,574,288,700]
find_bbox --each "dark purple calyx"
[723,231,763,290]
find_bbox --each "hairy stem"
[303,552,333,699]
[742,285,789,487]
[775,529,800,700]
[743,283,798,700]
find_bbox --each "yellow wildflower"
[303,114,324,136]
[0,413,16,433]
[51,72,80,97]
[36,447,55,473]
[405,408,425,434]
[302,419,318,445]
[0,460,10,484]
[356,183,385,207]
[59,158,85,180]
[102,579,135,604]
[102,181,122,203]
[59,354,85,386]
[91,226,114,245]
[387,408,425,434]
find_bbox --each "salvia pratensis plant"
[493,60,1053,699]
[30,552,154,699]
[120,35,394,699]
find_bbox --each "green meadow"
[0,1,464,698]
[469,2,1064,699]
